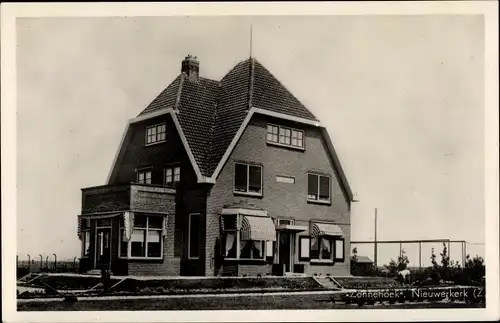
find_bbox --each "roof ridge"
[174,73,185,111]
[206,83,221,172]
[253,59,319,122]
[247,57,255,111]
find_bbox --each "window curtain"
[253,241,263,258]
[123,212,134,242]
[321,238,331,252]
[225,233,235,256]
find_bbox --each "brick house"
[77,55,355,277]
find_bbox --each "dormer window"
[146,123,166,145]
[266,124,304,149]
[164,166,180,187]
[136,168,152,184]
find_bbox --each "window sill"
[223,258,268,265]
[266,141,305,151]
[307,199,332,205]
[118,257,164,262]
[310,259,334,265]
[145,140,166,147]
[233,191,263,198]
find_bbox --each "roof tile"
[137,58,320,177]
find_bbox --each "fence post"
[418,242,422,269]
[39,254,43,271]
[26,254,31,273]
[53,254,57,271]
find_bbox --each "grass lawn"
[17,294,485,311]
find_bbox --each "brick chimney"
[181,54,199,82]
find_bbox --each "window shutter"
[308,174,318,196]
[234,164,248,191]
[319,176,330,200]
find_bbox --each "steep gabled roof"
[111,57,353,201]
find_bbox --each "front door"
[95,228,111,270]
[278,231,294,273]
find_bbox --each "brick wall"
[104,113,204,276]
[127,212,181,276]
[110,114,198,188]
[207,114,351,276]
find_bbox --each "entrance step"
[313,276,342,290]
[85,269,113,276]
[284,272,307,277]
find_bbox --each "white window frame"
[222,214,267,261]
[266,123,305,150]
[145,123,167,146]
[164,165,181,187]
[136,167,152,184]
[188,213,200,259]
[233,163,263,197]
[307,173,331,204]
[118,214,164,260]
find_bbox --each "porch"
[78,183,176,275]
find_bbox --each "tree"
[350,247,359,275]
[464,254,485,284]
[440,242,450,269]
[397,249,410,271]
[386,249,410,275]
[430,248,438,268]
[351,247,358,262]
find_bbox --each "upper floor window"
[137,168,152,184]
[307,173,331,203]
[164,166,180,187]
[146,123,166,145]
[267,124,304,149]
[234,163,263,196]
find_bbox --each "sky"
[16,15,485,265]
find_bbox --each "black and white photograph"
[1,2,499,322]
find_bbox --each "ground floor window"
[310,236,345,262]
[221,214,267,260]
[83,231,91,257]
[81,219,91,257]
[310,236,333,261]
[119,214,164,259]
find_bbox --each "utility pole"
[374,208,378,268]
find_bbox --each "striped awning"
[311,222,343,237]
[77,212,123,240]
[240,215,276,241]
[78,212,123,219]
